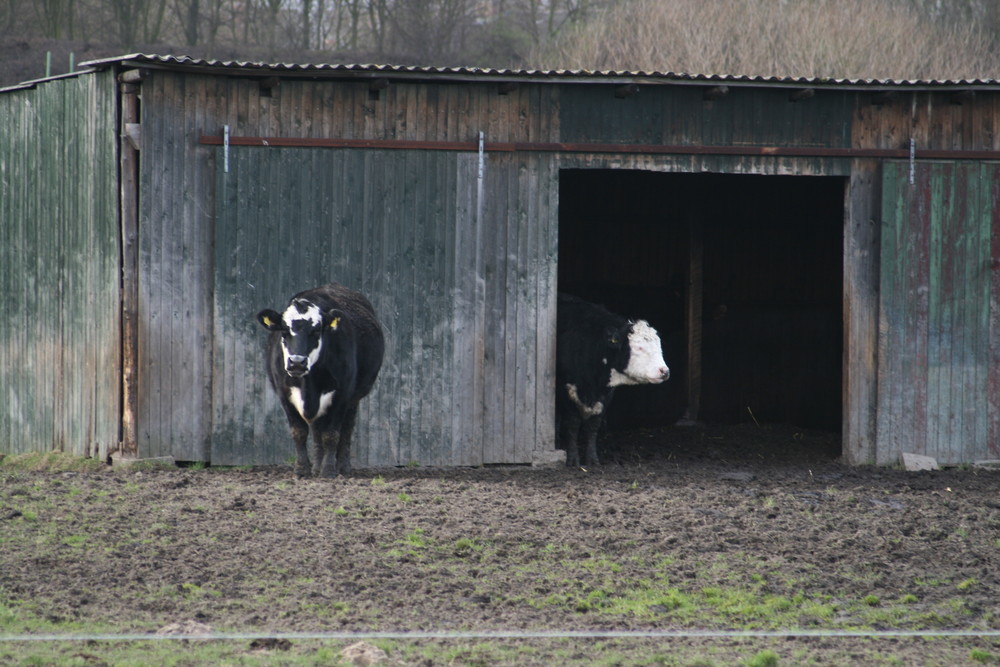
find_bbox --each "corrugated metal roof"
[73,53,1000,91]
[0,69,95,94]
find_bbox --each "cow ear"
[257,309,285,331]
[605,325,621,346]
[325,308,346,331]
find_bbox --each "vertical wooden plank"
[988,163,1000,459]
[534,152,559,455]
[481,153,508,463]
[453,152,483,465]
[906,164,932,458]
[512,155,533,462]
[120,80,140,458]
[876,161,915,463]
[972,161,992,462]
[842,160,880,464]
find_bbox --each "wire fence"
[4,629,1000,643]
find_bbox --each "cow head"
[257,298,344,378]
[608,320,670,387]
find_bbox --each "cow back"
[556,293,631,405]
[298,283,384,398]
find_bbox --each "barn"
[3,53,1000,467]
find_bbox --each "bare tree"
[34,0,75,38]
[109,0,168,47]
[384,0,475,63]
[173,0,200,45]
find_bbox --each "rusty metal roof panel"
[75,53,1000,90]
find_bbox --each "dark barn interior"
[558,169,845,437]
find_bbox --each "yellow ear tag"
[330,317,341,330]
[263,316,274,327]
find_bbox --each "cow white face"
[608,320,670,387]
[257,299,330,378]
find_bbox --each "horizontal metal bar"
[5,628,1000,642]
[198,134,1000,160]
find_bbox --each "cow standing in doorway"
[556,293,670,467]
[257,283,384,478]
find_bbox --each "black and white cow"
[257,283,385,478]
[556,293,669,467]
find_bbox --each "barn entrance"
[558,170,845,442]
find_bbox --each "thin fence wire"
[3,629,1000,642]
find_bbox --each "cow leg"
[334,406,359,477]
[288,423,311,477]
[580,414,601,466]
[315,428,342,478]
[282,409,312,477]
[561,410,583,467]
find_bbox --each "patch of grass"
[397,492,412,503]
[61,535,88,548]
[178,582,221,599]
[970,648,998,663]
[0,452,106,473]
[745,649,780,667]
[957,577,978,591]
[404,528,428,548]
[453,537,483,556]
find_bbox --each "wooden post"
[680,215,703,425]
[119,78,141,457]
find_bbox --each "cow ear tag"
[263,315,274,328]
[330,316,341,330]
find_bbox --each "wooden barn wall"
[854,92,1000,465]
[877,160,1000,465]
[559,84,853,175]
[132,67,1000,467]
[210,147,557,467]
[0,72,121,459]
[136,71,558,465]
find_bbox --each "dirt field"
[2,423,1000,665]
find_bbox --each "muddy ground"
[2,423,1000,665]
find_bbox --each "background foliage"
[2,0,1000,85]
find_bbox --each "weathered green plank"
[0,72,120,459]
[209,144,557,467]
[877,160,1000,465]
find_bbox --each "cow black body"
[556,293,669,467]
[257,283,384,478]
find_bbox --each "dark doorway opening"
[558,169,844,439]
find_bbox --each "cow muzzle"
[285,355,309,377]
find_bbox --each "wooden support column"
[119,76,141,458]
[680,215,703,425]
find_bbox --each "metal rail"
[5,629,1000,642]
[199,133,1000,160]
